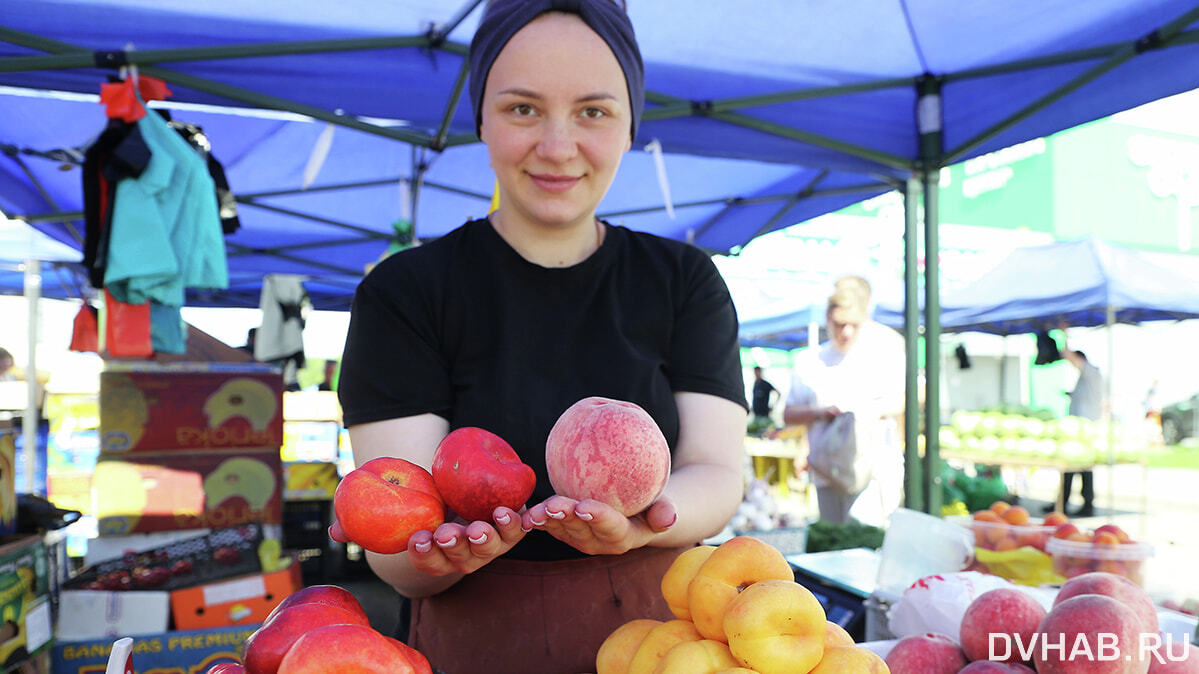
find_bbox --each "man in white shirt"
[784,276,906,526]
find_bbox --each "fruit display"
[203,584,433,674]
[882,570,1177,673]
[942,410,1140,465]
[596,536,888,674]
[962,503,1068,585]
[1045,523,1154,586]
[545,396,671,516]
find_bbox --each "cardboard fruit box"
[99,364,283,453]
[52,623,257,674]
[93,448,282,536]
[0,535,53,669]
[170,560,301,630]
[0,422,16,537]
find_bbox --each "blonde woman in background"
[784,276,906,526]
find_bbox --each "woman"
[783,276,905,527]
[334,2,747,671]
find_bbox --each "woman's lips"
[528,173,581,193]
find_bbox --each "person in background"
[332,2,746,672]
[748,366,779,435]
[783,276,905,527]
[1051,322,1104,517]
[0,348,14,381]
[317,360,338,391]
[238,327,258,359]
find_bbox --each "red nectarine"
[432,427,535,522]
[333,457,445,554]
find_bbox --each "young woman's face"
[480,12,632,230]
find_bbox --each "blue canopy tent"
[873,238,1199,334]
[3,0,1199,511]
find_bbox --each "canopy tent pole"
[918,74,944,515]
[902,178,923,510]
[1105,305,1117,521]
[22,259,40,495]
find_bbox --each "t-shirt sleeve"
[337,260,452,427]
[666,251,747,410]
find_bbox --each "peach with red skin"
[264,585,367,625]
[545,396,670,516]
[1094,523,1132,543]
[1054,571,1159,635]
[276,624,418,673]
[1148,642,1199,673]
[242,602,370,674]
[384,637,434,674]
[1053,523,1081,539]
[884,632,967,674]
[431,427,535,523]
[959,662,1036,673]
[333,457,445,554]
[960,588,1047,663]
[1034,594,1150,673]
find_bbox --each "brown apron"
[409,545,689,674]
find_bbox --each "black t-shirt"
[751,379,777,417]
[338,218,747,560]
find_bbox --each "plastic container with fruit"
[1045,534,1154,586]
[957,504,1070,585]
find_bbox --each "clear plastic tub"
[968,519,1057,553]
[955,516,1063,585]
[1045,536,1154,585]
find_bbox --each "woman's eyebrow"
[496,88,617,103]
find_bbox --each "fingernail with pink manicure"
[576,511,593,521]
[414,541,431,553]
[468,533,487,545]
[495,512,511,526]
[546,509,566,520]
[436,536,457,547]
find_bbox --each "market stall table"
[785,547,881,642]
[939,449,1150,518]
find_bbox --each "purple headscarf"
[468,0,645,140]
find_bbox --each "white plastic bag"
[886,571,1014,639]
[809,411,874,494]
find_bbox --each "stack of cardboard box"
[52,363,301,673]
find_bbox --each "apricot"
[1001,506,1030,525]
[809,645,889,673]
[1094,523,1132,543]
[994,536,1021,552]
[990,501,1012,515]
[597,619,662,674]
[687,537,794,642]
[660,545,716,621]
[626,620,703,674]
[652,639,740,673]
[545,396,670,516]
[713,669,760,674]
[823,621,854,650]
[1043,512,1069,527]
[1052,523,1081,539]
[1093,531,1122,548]
[723,580,826,674]
[973,510,1003,523]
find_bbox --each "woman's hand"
[405,506,528,576]
[520,495,677,556]
[329,505,527,577]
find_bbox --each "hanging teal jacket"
[105,108,228,306]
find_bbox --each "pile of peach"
[885,571,1199,673]
[969,502,1066,553]
[596,536,887,674]
[199,585,432,674]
